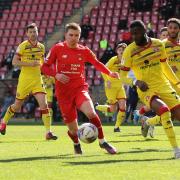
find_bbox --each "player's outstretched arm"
[41,63,56,77]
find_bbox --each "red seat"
[29,12,36,21]
[4,29,10,37]
[0,46,6,54]
[22,13,29,20]
[1,38,9,45]
[32,4,38,12]
[15,13,22,21]
[9,37,16,46]
[50,12,57,20]
[47,27,54,34]
[43,12,51,20]
[105,17,111,26]
[104,26,110,34]
[111,25,118,34]
[115,1,122,9]
[11,5,18,13]
[17,5,24,13]
[0,29,3,37]
[0,21,6,29]
[36,12,43,20]
[13,21,19,30]
[106,9,113,17]
[24,5,31,13]
[96,26,103,34]
[97,17,104,26]
[49,20,55,28]
[108,1,115,9]
[56,19,63,26]
[90,18,97,26]
[52,3,59,11]
[9,13,15,21]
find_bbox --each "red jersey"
[41,41,111,100]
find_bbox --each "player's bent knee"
[160,106,173,129]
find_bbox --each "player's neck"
[65,41,78,48]
[28,39,38,47]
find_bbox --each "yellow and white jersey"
[121,38,175,89]
[16,40,45,80]
[102,56,122,88]
[163,38,180,79]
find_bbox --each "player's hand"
[171,66,178,73]
[109,72,119,79]
[106,80,111,89]
[55,73,70,84]
[135,80,149,92]
[31,61,40,67]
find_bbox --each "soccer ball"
[78,123,98,144]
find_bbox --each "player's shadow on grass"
[118,133,142,137]
[109,138,159,143]
[0,140,46,143]
[64,157,173,165]
[0,154,102,163]
[118,148,171,155]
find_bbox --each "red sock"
[139,106,146,115]
[90,115,104,139]
[67,130,79,144]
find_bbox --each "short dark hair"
[167,18,180,28]
[65,22,81,33]
[26,23,37,31]
[160,27,168,33]
[130,20,146,30]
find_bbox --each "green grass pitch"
[0,124,180,180]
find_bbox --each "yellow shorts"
[138,84,180,110]
[105,86,126,104]
[16,78,46,100]
[46,88,53,103]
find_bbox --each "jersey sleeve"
[120,47,134,85]
[41,45,57,77]
[102,57,116,81]
[84,47,111,75]
[16,43,24,57]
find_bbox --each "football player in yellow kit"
[163,18,180,95]
[42,75,55,119]
[95,43,127,132]
[0,23,57,140]
[120,20,180,159]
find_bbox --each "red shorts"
[57,89,91,124]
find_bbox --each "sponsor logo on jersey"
[62,54,68,59]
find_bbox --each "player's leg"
[58,100,82,155]
[0,98,24,135]
[95,88,117,113]
[66,120,82,155]
[150,97,180,158]
[114,98,126,132]
[78,92,116,154]
[34,93,57,140]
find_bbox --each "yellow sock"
[41,109,51,133]
[115,111,125,128]
[96,105,110,113]
[161,111,178,148]
[146,115,161,125]
[3,106,15,124]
